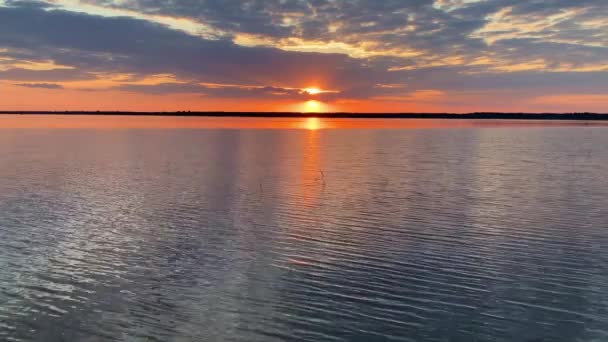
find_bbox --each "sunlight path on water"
[1,115,607,129]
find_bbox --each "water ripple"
[0,126,607,341]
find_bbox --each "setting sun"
[304,88,322,95]
[304,100,322,112]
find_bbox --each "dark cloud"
[14,83,64,89]
[0,4,383,91]
[0,68,95,82]
[82,0,607,73]
[3,0,55,9]
[117,83,343,100]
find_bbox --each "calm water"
[1,117,607,341]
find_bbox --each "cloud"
[0,4,383,91]
[81,0,608,72]
[118,83,299,97]
[2,0,54,9]
[14,82,64,89]
[0,0,606,110]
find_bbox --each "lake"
[1,116,607,341]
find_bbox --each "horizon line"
[1,111,607,121]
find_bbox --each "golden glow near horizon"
[304,100,323,112]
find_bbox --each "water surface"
[1,117,607,341]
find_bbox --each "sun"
[304,88,322,95]
[305,100,322,112]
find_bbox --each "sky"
[0,0,607,112]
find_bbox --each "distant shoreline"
[1,111,607,121]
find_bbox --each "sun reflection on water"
[305,117,321,130]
